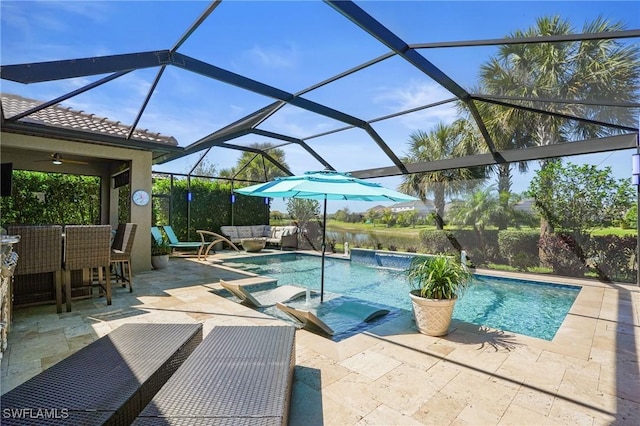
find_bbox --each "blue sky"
[1,1,638,213]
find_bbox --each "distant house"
[389,200,434,218]
[367,205,387,214]
[514,198,536,215]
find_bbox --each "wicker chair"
[110,223,137,292]
[111,223,126,252]
[7,225,64,313]
[63,225,112,312]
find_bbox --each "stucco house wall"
[1,132,153,273]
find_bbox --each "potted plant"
[151,237,171,269]
[407,254,473,336]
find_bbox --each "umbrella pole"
[320,197,327,303]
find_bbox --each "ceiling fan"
[35,153,88,165]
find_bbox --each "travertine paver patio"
[1,251,639,425]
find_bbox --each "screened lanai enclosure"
[1,1,639,283]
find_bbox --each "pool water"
[223,253,580,341]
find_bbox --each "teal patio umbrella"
[235,170,418,302]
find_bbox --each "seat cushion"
[282,226,298,236]
[220,226,238,240]
[271,227,284,240]
[237,227,253,239]
[250,225,267,238]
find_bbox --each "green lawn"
[326,220,637,237]
[589,227,637,237]
[325,220,429,236]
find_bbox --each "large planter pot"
[409,291,457,336]
[241,238,266,253]
[151,254,170,270]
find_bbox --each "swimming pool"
[223,252,581,341]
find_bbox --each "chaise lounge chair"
[151,226,165,245]
[220,280,308,308]
[275,301,390,336]
[162,225,204,253]
[195,230,240,260]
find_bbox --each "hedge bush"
[498,230,540,271]
[418,230,459,255]
[152,177,268,241]
[588,234,636,282]
[538,233,587,276]
[418,229,502,266]
[1,171,100,226]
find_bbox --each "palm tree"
[448,186,537,261]
[478,15,640,234]
[399,120,487,229]
[220,142,289,183]
[448,186,501,260]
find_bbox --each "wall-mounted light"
[633,154,640,185]
[264,197,270,205]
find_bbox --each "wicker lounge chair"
[220,279,307,308]
[1,323,202,426]
[111,223,137,292]
[134,326,295,426]
[276,301,390,336]
[162,225,203,253]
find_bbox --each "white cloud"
[260,106,337,138]
[373,80,458,129]
[38,1,111,24]
[245,43,298,69]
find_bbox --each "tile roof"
[1,93,178,146]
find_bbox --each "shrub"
[511,252,539,272]
[418,230,458,255]
[498,230,540,270]
[622,205,637,229]
[152,176,268,240]
[588,234,636,282]
[538,233,586,277]
[418,229,501,266]
[151,238,171,256]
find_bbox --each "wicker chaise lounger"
[276,301,390,336]
[220,279,307,308]
[134,325,296,426]
[0,323,202,426]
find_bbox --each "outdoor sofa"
[220,225,298,249]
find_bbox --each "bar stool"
[111,223,137,292]
[8,225,64,313]
[63,225,112,312]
